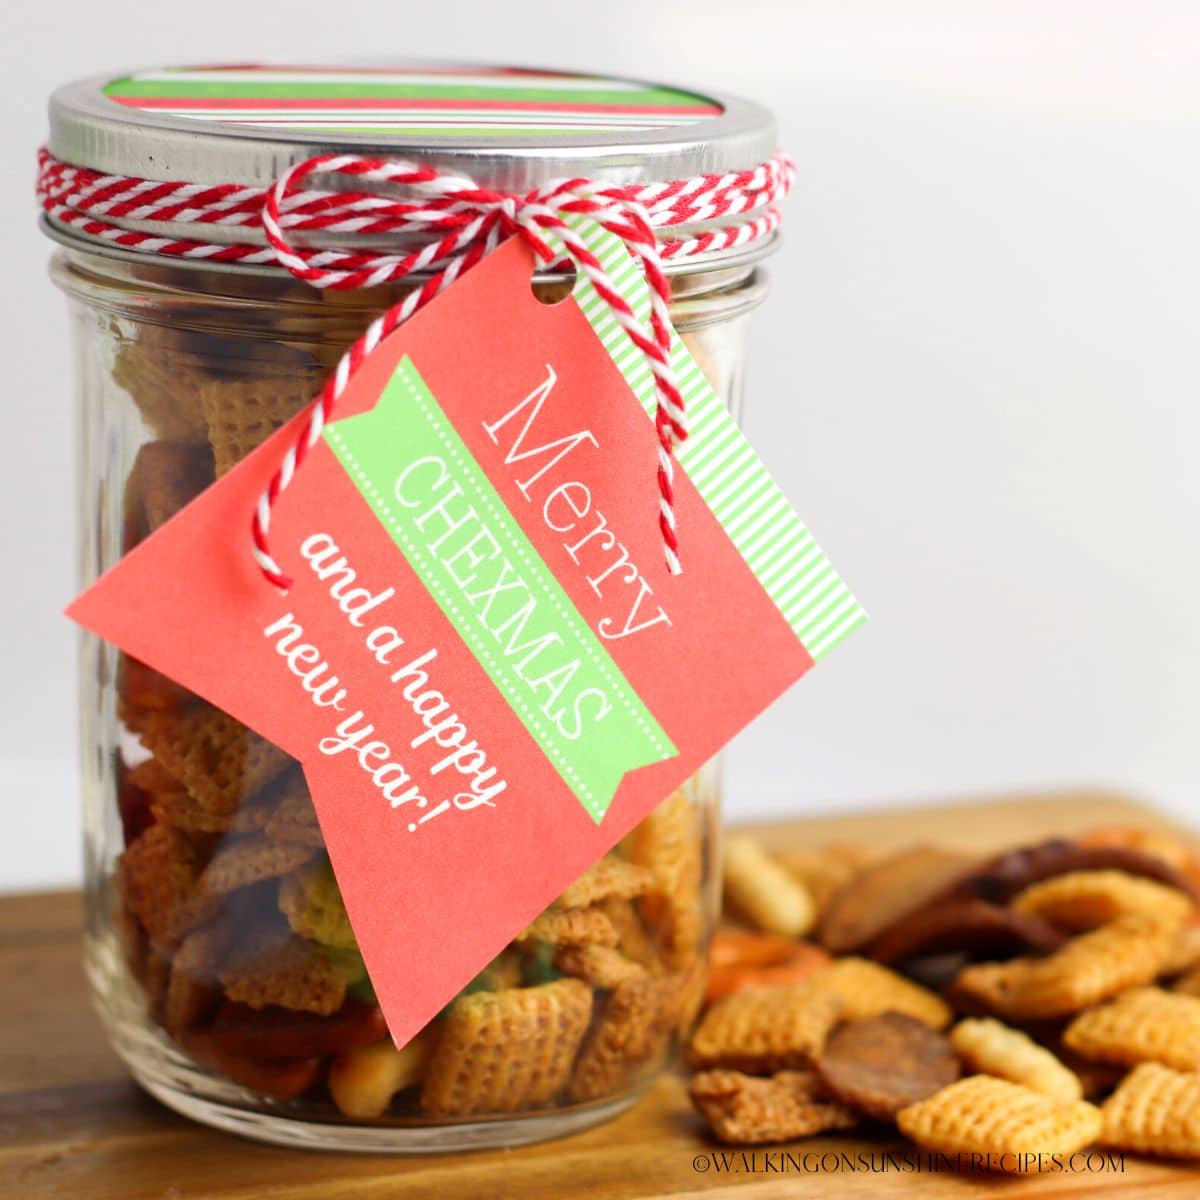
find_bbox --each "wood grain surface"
[2,790,1198,1198]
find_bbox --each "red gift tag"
[70,234,861,1046]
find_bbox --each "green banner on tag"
[324,356,676,824]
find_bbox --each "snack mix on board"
[685,824,1200,1172]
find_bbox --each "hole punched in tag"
[530,270,578,307]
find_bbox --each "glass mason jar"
[44,64,782,1152]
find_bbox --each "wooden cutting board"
[2,790,1198,1199]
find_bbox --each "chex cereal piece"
[140,704,293,818]
[180,1028,324,1101]
[690,982,842,1072]
[198,834,317,895]
[278,859,357,950]
[263,770,324,848]
[816,957,952,1029]
[1063,987,1200,1071]
[218,929,349,1016]
[1175,966,1200,996]
[163,883,279,1030]
[816,1013,960,1120]
[554,943,647,990]
[568,973,682,1101]
[119,822,217,951]
[1100,1062,1200,1158]
[691,1069,858,1145]
[112,324,210,444]
[601,898,660,969]
[421,978,593,1116]
[127,757,188,831]
[152,788,275,837]
[164,920,230,1033]
[200,377,312,475]
[517,907,619,948]
[557,856,659,909]
[626,789,704,968]
[896,1076,1102,1172]
[953,913,1175,1019]
[1011,869,1192,933]
[134,441,215,531]
[141,746,276,836]
[197,791,277,836]
[950,1018,1082,1103]
[127,757,184,795]
[119,696,160,738]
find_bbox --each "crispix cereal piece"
[690,982,842,1072]
[817,957,952,1029]
[691,1069,858,1145]
[421,978,592,1116]
[1063,987,1200,1072]
[1100,1063,1200,1158]
[896,1076,1102,1173]
[953,913,1175,1019]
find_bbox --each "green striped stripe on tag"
[566,219,866,660]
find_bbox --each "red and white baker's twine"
[38,148,794,589]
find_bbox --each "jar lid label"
[103,64,723,138]
[69,220,862,1047]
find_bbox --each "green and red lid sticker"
[70,217,863,1046]
[103,64,724,137]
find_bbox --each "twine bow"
[253,154,690,588]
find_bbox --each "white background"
[2,2,1198,891]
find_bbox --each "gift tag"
[69,221,864,1047]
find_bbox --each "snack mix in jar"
[43,63,792,1150]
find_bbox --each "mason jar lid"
[50,62,776,188]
